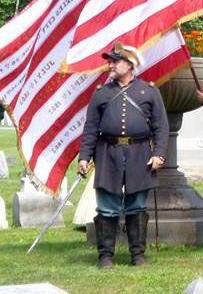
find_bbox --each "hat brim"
[102,52,122,61]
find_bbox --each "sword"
[27,174,82,254]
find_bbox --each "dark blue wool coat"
[79,78,169,195]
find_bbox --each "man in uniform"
[78,43,169,268]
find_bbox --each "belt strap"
[101,135,148,145]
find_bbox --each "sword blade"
[27,175,81,254]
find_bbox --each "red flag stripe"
[46,136,81,191]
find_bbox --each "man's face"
[108,59,133,79]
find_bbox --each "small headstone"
[0,197,8,229]
[0,282,67,293]
[0,151,9,178]
[6,155,16,167]
[184,278,203,294]
[12,176,68,228]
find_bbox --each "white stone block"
[0,197,8,229]
[0,151,9,178]
[184,277,203,294]
[0,282,68,293]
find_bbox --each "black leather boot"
[125,212,149,265]
[94,214,119,268]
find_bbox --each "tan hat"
[102,42,145,67]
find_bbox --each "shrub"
[181,17,203,57]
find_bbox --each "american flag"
[65,0,202,73]
[0,0,201,195]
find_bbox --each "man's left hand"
[147,156,165,170]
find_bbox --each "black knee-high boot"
[94,214,119,268]
[125,212,149,265]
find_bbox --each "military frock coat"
[79,78,169,195]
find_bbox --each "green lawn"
[0,128,203,294]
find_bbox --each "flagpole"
[189,61,202,91]
[15,0,20,15]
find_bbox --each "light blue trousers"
[96,188,149,217]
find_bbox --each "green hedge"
[0,0,31,27]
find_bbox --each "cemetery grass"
[0,129,203,294]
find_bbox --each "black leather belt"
[102,135,148,145]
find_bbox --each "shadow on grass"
[0,240,135,267]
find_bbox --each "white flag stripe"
[76,0,116,26]
[33,106,87,183]
[0,33,38,80]
[21,73,99,161]
[13,30,75,123]
[0,0,53,50]
[137,29,185,74]
[0,71,27,106]
[66,0,177,63]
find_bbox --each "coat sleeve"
[150,87,169,158]
[79,92,101,162]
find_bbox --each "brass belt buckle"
[118,137,129,144]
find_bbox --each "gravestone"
[12,176,69,227]
[178,108,203,178]
[6,155,16,167]
[184,278,203,294]
[0,151,9,178]
[0,197,8,229]
[0,282,67,294]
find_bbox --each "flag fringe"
[139,10,203,53]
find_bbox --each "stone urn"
[145,57,203,245]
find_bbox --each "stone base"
[13,192,64,228]
[0,283,67,294]
[86,171,203,245]
[87,213,203,246]
[0,196,8,229]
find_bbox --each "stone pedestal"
[12,176,67,228]
[0,196,8,229]
[0,151,9,178]
[86,113,203,245]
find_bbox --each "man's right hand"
[78,160,89,177]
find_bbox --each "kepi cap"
[102,42,144,67]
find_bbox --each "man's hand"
[78,160,89,177]
[147,156,165,170]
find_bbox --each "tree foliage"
[0,0,31,27]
